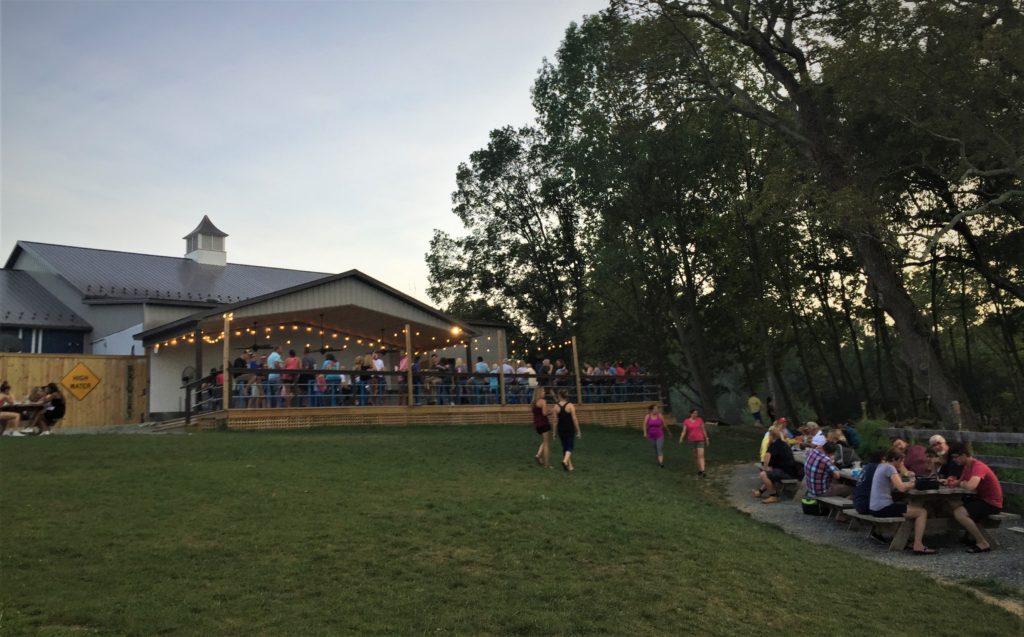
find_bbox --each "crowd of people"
[194,349,658,410]
[750,416,1004,555]
[0,380,66,436]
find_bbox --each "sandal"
[535,455,543,466]
[966,545,991,554]
[911,548,937,555]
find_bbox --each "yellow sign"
[62,363,101,401]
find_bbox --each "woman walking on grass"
[554,389,581,472]
[679,408,709,477]
[531,386,553,468]
[643,404,667,467]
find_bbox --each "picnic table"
[0,402,45,421]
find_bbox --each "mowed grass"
[0,426,1017,636]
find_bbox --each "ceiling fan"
[235,321,275,352]
[316,314,343,355]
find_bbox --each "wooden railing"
[184,369,662,424]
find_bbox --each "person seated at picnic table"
[839,419,860,450]
[804,441,853,500]
[852,450,885,515]
[21,382,66,436]
[891,437,929,476]
[754,426,800,504]
[800,422,825,449]
[869,448,934,554]
[0,380,24,436]
[827,429,860,468]
[928,435,962,479]
[947,442,1002,554]
[759,417,799,461]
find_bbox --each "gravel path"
[725,463,1024,590]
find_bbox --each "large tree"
[615,0,1024,425]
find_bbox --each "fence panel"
[0,353,147,428]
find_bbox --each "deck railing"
[186,369,661,421]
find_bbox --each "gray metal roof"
[0,270,91,330]
[7,241,330,304]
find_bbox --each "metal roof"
[6,241,330,305]
[0,270,91,330]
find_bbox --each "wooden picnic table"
[882,486,971,551]
[0,402,45,419]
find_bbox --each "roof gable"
[136,269,472,348]
[0,270,91,330]
[8,241,329,304]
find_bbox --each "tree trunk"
[838,276,872,414]
[813,270,855,396]
[851,231,974,427]
[789,309,824,420]
[669,304,720,420]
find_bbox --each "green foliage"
[427,1,1024,426]
[854,418,894,456]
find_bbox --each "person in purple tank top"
[531,386,553,468]
[643,404,667,467]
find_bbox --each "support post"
[571,335,583,403]
[498,328,507,405]
[194,325,202,393]
[222,313,232,413]
[405,324,414,406]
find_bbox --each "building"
[3,216,330,355]
[2,216,508,420]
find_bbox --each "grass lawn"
[1,425,1018,636]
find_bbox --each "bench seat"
[816,496,853,519]
[844,511,907,550]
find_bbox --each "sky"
[0,0,608,302]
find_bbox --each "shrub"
[853,418,892,455]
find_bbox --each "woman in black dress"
[29,382,65,435]
[554,389,581,471]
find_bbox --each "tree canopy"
[427,0,1023,426]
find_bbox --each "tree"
[615,0,1024,425]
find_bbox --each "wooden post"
[405,324,414,406]
[952,400,962,440]
[222,314,231,413]
[193,325,202,413]
[497,328,506,405]
[571,335,583,403]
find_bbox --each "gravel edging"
[725,463,1024,592]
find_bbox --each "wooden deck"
[190,402,652,431]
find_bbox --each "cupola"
[183,215,228,266]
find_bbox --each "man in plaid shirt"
[804,442,852,497]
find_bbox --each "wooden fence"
[881,427,1024,496]
[190,402,651,431]
[0,353,147,428]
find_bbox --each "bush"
[853,418,892,455]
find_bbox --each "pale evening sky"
[1,0,607,302]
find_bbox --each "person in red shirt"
[678,408,709,478]
[948,442,1003,553]
[891,437,930,476]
